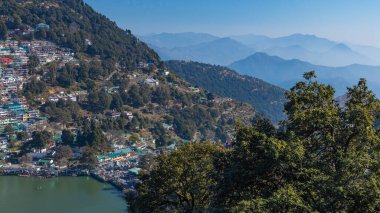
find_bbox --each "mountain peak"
[247,52,283,62]
[330,43,352,52]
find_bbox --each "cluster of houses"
[47,90,88,103]
[0,38,77,154]
[94,141,151,190]
[0,29,213,192]
[28,40,74,66]
[0,99,42,126]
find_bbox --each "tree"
[252,117,276,137]
[98,91,112,111]
[16,132,28,141]
[30,131,52,150]
[281,73,380,212]
[80,146,98,169]
[212,124,303,211]
[129,133,140,143]
[0,21,7,40]
[127,85,144,108]
[44,62,58,85]
[138,152,155,171]
[27,55,40,74]
[130,142,224,212]
[152,85,171,105]
[152,123,170,147]
[77,120,110,152]
[23,78,47,98]
[87,91,112,112]
[54,145,73,167]
[110,93,123,110]
[61,130,75,146]
[3,125,14,135]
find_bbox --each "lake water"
[0,176,127,213]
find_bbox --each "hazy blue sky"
[85,0,380,47]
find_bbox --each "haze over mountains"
[140,32,380,96]
[230,52,380,96]
[146,36,254,65]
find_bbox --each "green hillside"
[0,0,256,146]
[166,60,286,123]
[0,0,159,69]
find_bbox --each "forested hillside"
[166,60,286,123]
[0,0,256,150]
[0,0,159,70]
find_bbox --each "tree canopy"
[129,142,225,212]
[130,72,380,212]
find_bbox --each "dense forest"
[128,72,380,212]
[166,60,286,123]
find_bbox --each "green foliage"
[29,130,52,150]
[23,77,47,99]
[151,123,171,147]
[0,0,160,69]
[54,145,73,166]
[152,85,171,106]
[171,105,215,140]
[80,146,98,169]
[41,100,82,124]
[61,130,75,146]
[166,60,286,123]
[3,125,14,134]
[77,120,110,153]
[27,55,40,74]
[16,131,28,141]
[130,73,380,212]
[0,21,7,40]
[282,73,380,212]
[125,85,146,108]
[129,133,140,143]
[129,142,225,212]
[86,91,112,113]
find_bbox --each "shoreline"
[0,168,128,192]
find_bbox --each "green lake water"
[0,176,127,213]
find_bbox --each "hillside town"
[0,23,152,190]
[0,24,253,192]
[0,37,156,190]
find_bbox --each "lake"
[0,176,127,213]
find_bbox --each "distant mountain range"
[229,52,380,96]
[139,32,219,49]
[231,33,337,52]
[166,60,286,123]
[139,32,380,67]
[140,32,380,96]
[146,37,255,65]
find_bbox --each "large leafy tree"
[130,142,224,212]
[77,120,110,152]
[212,122,306,211]
[61,130,75,146]
[284,72,380,212]
[30,131,52,150]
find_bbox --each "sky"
[84,0,380,47]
